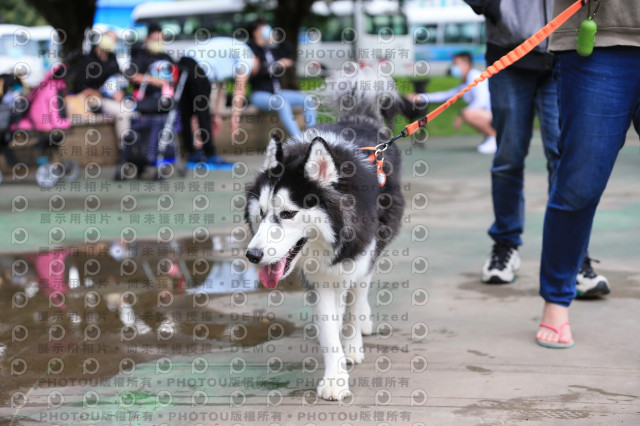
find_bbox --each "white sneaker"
[477,136,497,155]
[482,243,521,284]
[575,257,610,299]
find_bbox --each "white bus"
[406,5,485,75]
[0,24,56,87]
[299,0,414,76]
[130,0,414,77]
[131,0,267,42]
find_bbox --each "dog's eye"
[279,210,298,220]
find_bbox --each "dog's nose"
[246,248,263,264]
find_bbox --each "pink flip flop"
[537,322,574,349]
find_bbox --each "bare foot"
[536,302,573,346]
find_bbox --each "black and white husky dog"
[244,66,405,400]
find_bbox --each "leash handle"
[404,0,587,136]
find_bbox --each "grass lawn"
[298,76,481,138]
[393,76,479,137]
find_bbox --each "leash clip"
[358,145,388,187]
[375,153,386,187]
[358,126,410,187]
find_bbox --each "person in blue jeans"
[465,0,608,297]
[536,0,640,348]
[245,19,316,137]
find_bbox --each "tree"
[26,0,97,57]
[0,0,47,26]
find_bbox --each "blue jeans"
[251,90,317,137]
[488,67,560,246]
[540,47,640,307]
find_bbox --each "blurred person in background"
[128,24,176,103]
[178,37,256,169]
[407,52,496,155]
[69,29,130,135]
[245,18,316,137]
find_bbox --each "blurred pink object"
[161,84,175,98]
[13,65,71,132]
[28,250,70,295]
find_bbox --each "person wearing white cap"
[70,30,131,140]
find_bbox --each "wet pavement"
[0,133,639,425]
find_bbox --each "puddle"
[1,235,260,296]
[0,237,294,404]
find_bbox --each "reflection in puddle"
[0,236,293,404]
[117,300,152,335]
[2,235,259,296]
[188,260,258,295]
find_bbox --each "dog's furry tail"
[318,63,399,125]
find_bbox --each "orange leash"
[403,0,588,136]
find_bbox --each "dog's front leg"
[343,273,372,364]
[314,286,350,401]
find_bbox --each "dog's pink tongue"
[259,257,286,289]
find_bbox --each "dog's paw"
[345,350,364,365]
[344,341,364,364]
[317,375,350,401]
[361,319,373,336]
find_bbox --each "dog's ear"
[261,135,284,171]
[304,137,338,186]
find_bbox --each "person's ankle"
[541,301,570,321]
